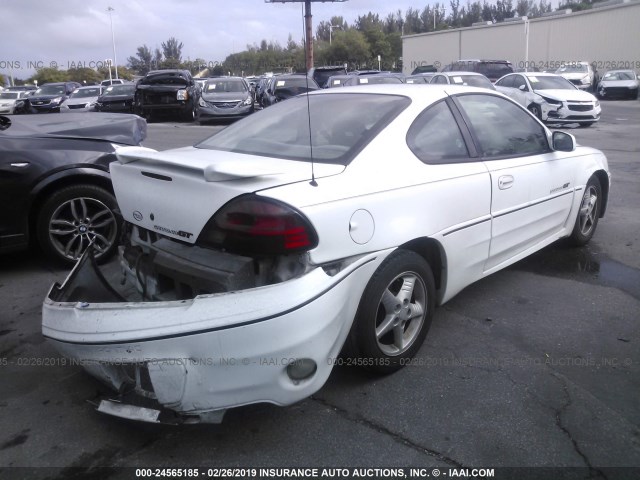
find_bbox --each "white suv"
[555,62,598,91]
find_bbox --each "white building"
[402,0,640,74]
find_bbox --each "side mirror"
[552,131,576,152]
[518,84,527,91]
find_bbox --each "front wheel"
[568,176,602,246]
[528,104,542,121]
[37,184,120,264]
[182,102,197,122]
[344,250,435,374]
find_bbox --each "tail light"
[197,195,318,255]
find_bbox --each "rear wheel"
[344,250,435,374]
[37,184,120,264]
[568,176,601,246]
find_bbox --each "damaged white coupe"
[42,85,610,424]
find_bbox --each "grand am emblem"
[153,225,193,239]
[133,211,143,221]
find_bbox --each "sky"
[1,0,430,80]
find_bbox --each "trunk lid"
[111,146,344,244]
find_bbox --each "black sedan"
[26,82,82,113]
[262,75,319,107]
[95,84,136,113]
[0,113,146,264]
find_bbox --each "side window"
[406,100,470,164]
[432,75,448,85]
[456,94,550,158]
[496,75,514,88]
[512,75,528,91]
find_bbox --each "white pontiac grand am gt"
[42,85,610,424]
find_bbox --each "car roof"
[309,83,503,102]
[439,71,486,76]
[520,72,562,77]
[206,76,244,81]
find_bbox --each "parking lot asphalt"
[0,100,638,478]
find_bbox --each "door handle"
[498,175,514,190]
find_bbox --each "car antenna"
[301,3,318,187]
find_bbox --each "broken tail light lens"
[197,195,318,255]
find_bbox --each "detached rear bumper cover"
[42,249,386,417]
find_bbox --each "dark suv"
[442,60,514,83]
[308,66,348,88]
[135,69,200,121]
[27,82,82,113]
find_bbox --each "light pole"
[329,24,340,45]
[265,0,348,70]
[106,59,113,84]
[107,6,118,79]
[524,16,530,68]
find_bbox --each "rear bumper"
[598,86,638,99]
[42,248,387,418]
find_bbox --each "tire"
[182,102,197,122]
[568,176,602,247]
[37,184,120,264]
[344,249,436,374]
[528,104,542,121]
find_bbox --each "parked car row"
[5,60,633,124]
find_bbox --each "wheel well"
[28,174,114,243]
[399,238,446,302]
[593,170,609,217]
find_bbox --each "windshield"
[275,78,315,89]
[528,75,576,90]
[313,69,345,87]
[356,76,403,85]
[449,75,494,89]
[602,71,636,81]
[556,64,588,73]
[405,75,433,84]
[0,92,20,99]
[196,93,410,165]
[70,88,101,98]
[103,85,136,96]
[35,85,65,96]
[204,80,246,93]
[475,62,513,80]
